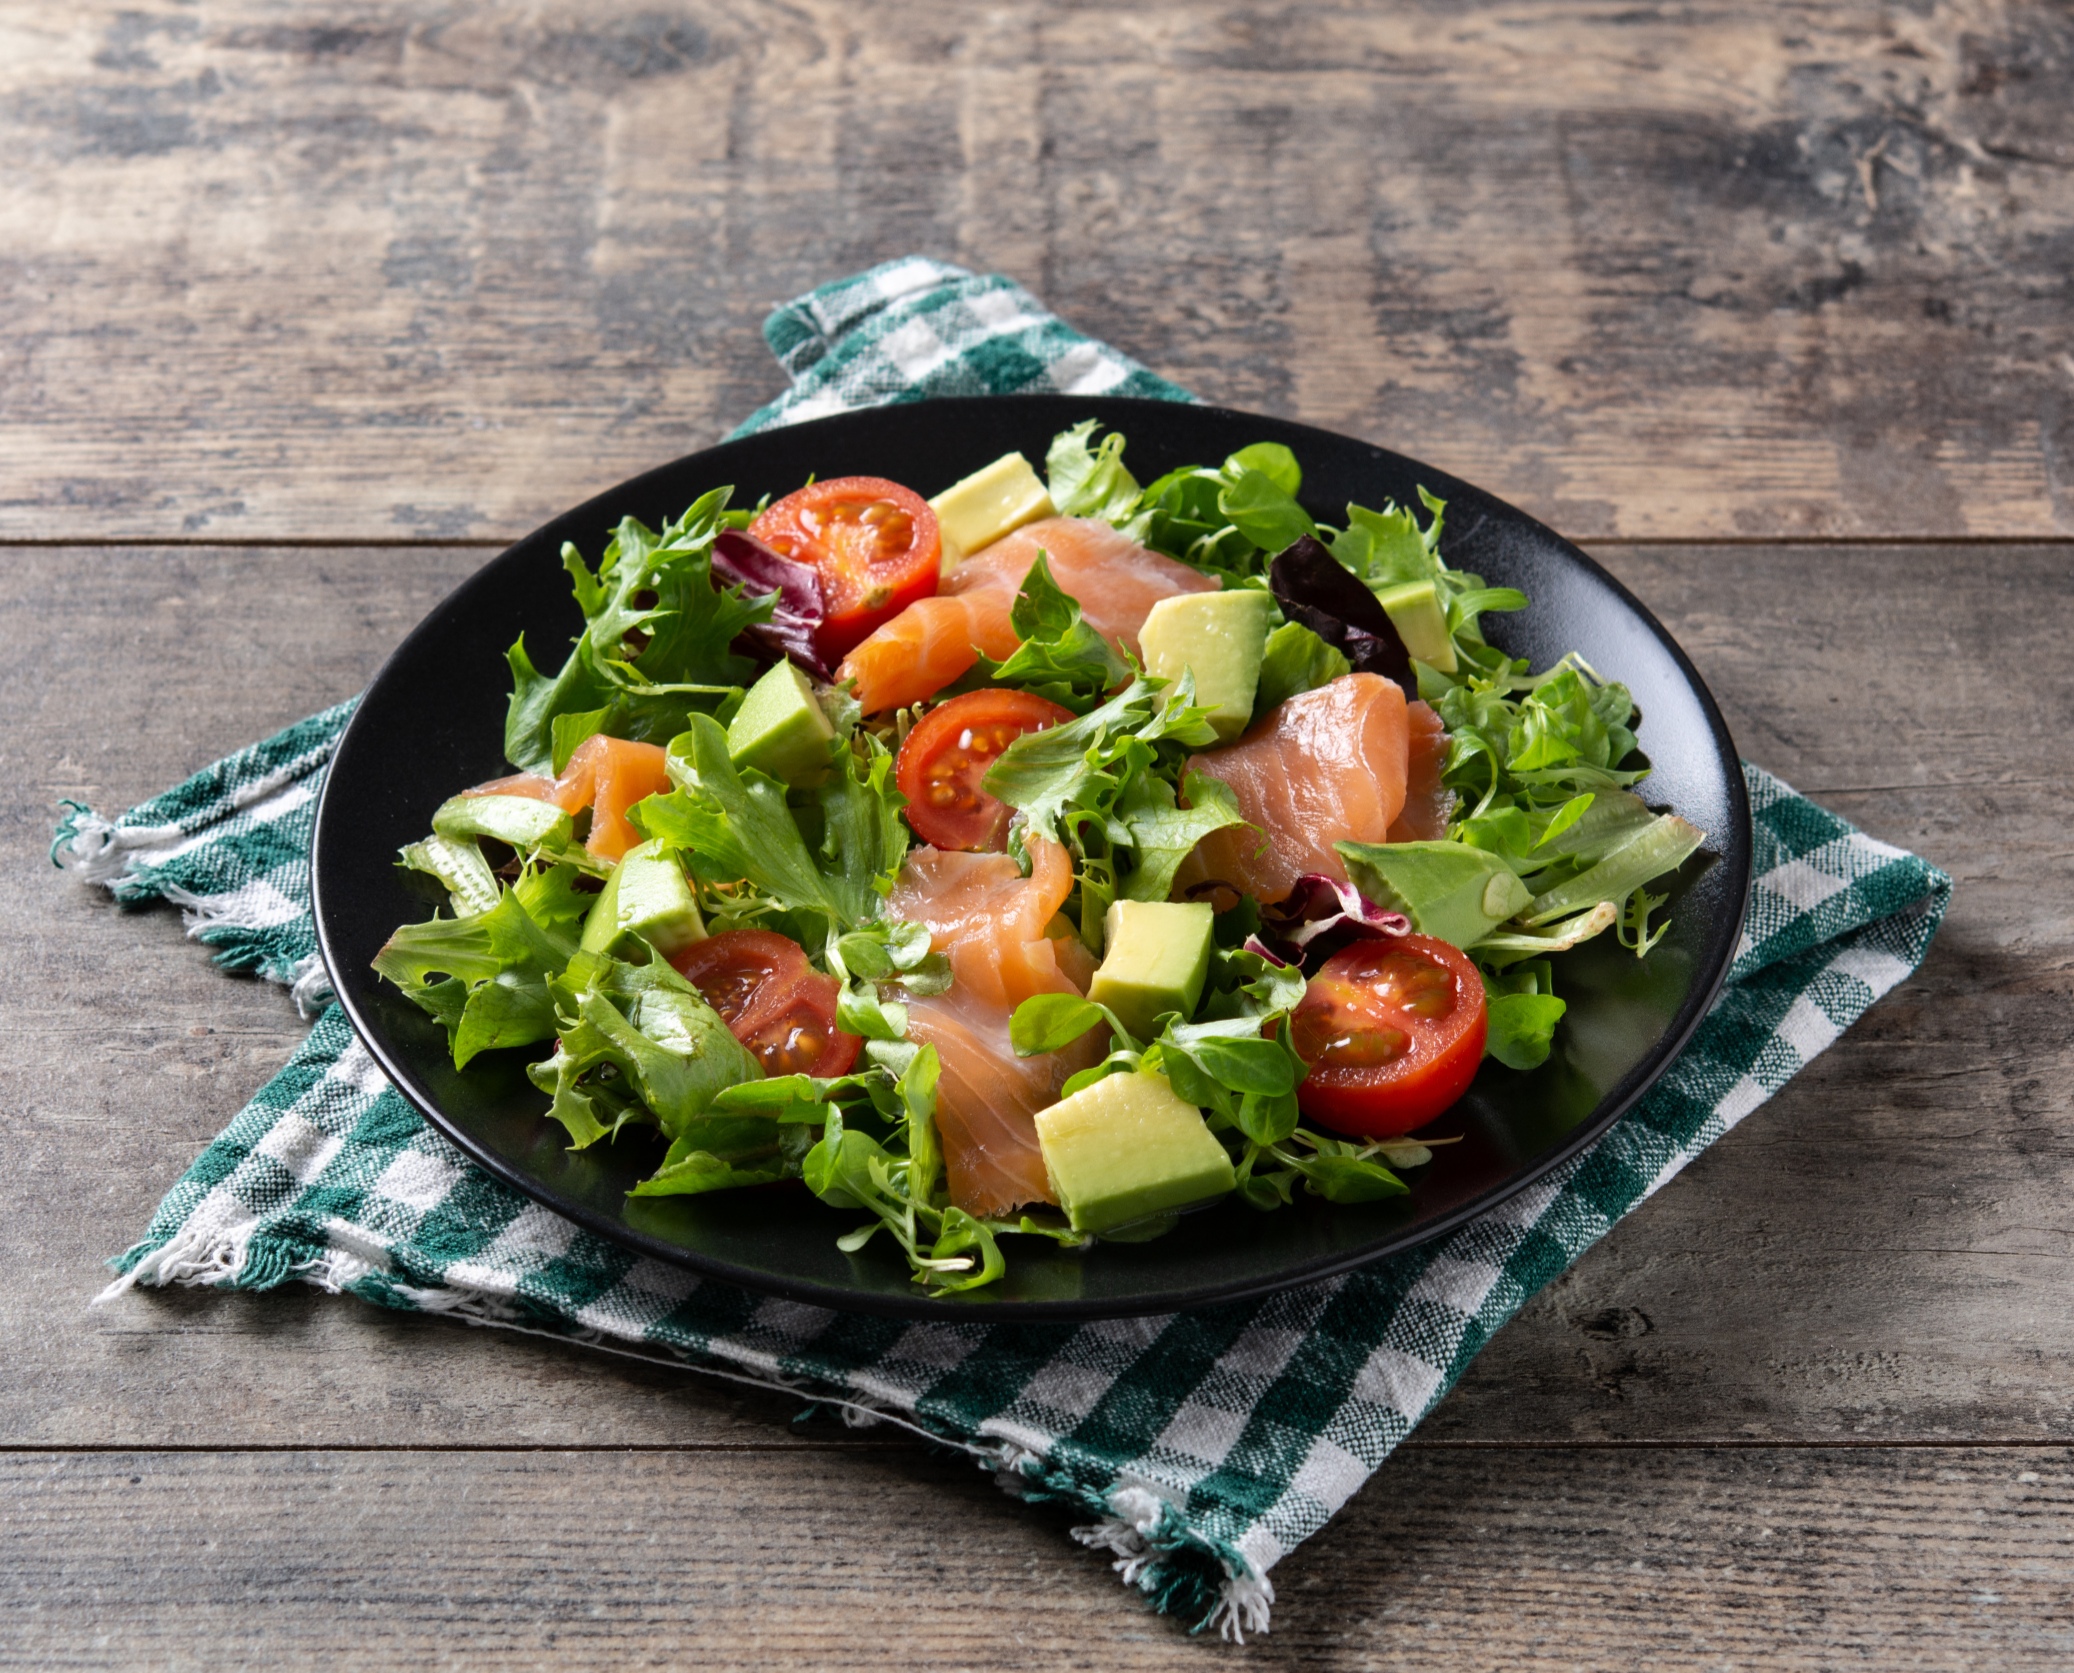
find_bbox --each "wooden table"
[6,3,2071,1664]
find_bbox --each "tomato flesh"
[668,928,862,1079]
[750,476,941,664]
[895,689,1076,851]
[1292,934,1487,1138]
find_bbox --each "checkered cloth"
[54,258,1950,1639]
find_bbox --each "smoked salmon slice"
[888,832,1099,1215]
[1386,696,1454,843]
[837,517,1217,714]
[904,995,1097,1217]
[468,734,671,863]
[887,832,1084,1014]
[1176,673,1429,904]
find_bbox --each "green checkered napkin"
[55,258,1950,1638]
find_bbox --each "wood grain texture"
[3,546,822,1448]
[6,540,2069,1461]
[4,1446,2070,1667]
[1434,539,2074,1443]
[14,0,2074,1654]
[3,0,2071,543]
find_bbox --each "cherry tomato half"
[750,476,941,664]
[895,689,1076,851]
[668,928,862,1080]
[1291,933,1488,1138]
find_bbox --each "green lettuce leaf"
[982,675,1218,847]
[530,950,762,1150]
[1045,420,1143,524]
[974,550,1131,709]
[1115,770,1248,904]
[632,716,907,942]
[505,490,766,774]
[372,888,578,1068]
[1252,619,1350,718]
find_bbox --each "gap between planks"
[2,1440,2066,1456]
[5,536,2072,551]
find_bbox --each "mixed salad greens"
[374,421,1705,1293]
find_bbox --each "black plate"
[312,396,1751,1320]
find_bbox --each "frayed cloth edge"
[99,1224,1275,1634]
[53,811,332,1014]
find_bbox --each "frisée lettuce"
[369,419,1708,1295]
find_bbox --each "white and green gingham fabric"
[54,258,1950,1639]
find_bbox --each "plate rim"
[311,394,1753,1321]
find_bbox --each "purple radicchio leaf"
[1268,535,1417,699]
[1253,872,1412,965]
[711,529,832,678]
[1241,934,1293,968]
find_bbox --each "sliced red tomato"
[1291,934,1488,1138]
[750,476,941,664]
[894,689,1076,852]
[668,928,862,1079]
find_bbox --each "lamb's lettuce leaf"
[1252,620,1350,719]
[973,551,1131,709]
[1483,959,1568,1072]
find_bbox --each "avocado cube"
[432,793,574,851]
[929,451,1055,570]
[1372,579,1457,674]
[580,839,707,960]
[1137,590,1273,741]
[1089,900,1214,1039]
[1035,1070,1237,1235]
[726,660,837,787]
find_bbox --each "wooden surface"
[4,0,2072,543]
[7,1,2074,1665]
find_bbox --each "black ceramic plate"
[312,396,1751,1320]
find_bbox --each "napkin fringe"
[56,801,333,1011]
[96,1222,259,1302]
[102,1214,1277,1632]
[1011,1472,1273,1639]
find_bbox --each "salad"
[374,422,1705,1293]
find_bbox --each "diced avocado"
[1137,590,1274,741]
[1035,1069,1237,1235]
[432,794,573,851]
[1373,579,1457,674]
[1338,840,1532,949]
[580,839,707,959]
[1089,900,1214,1038]
[930,451,1055,569]
[726,660,837,787]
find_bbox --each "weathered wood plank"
[0,544,839,1445]
[2,1,2069,541]
[1434,538,2074,1441]
[5,540,2070,1453]
[3,1446,2069,1666]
